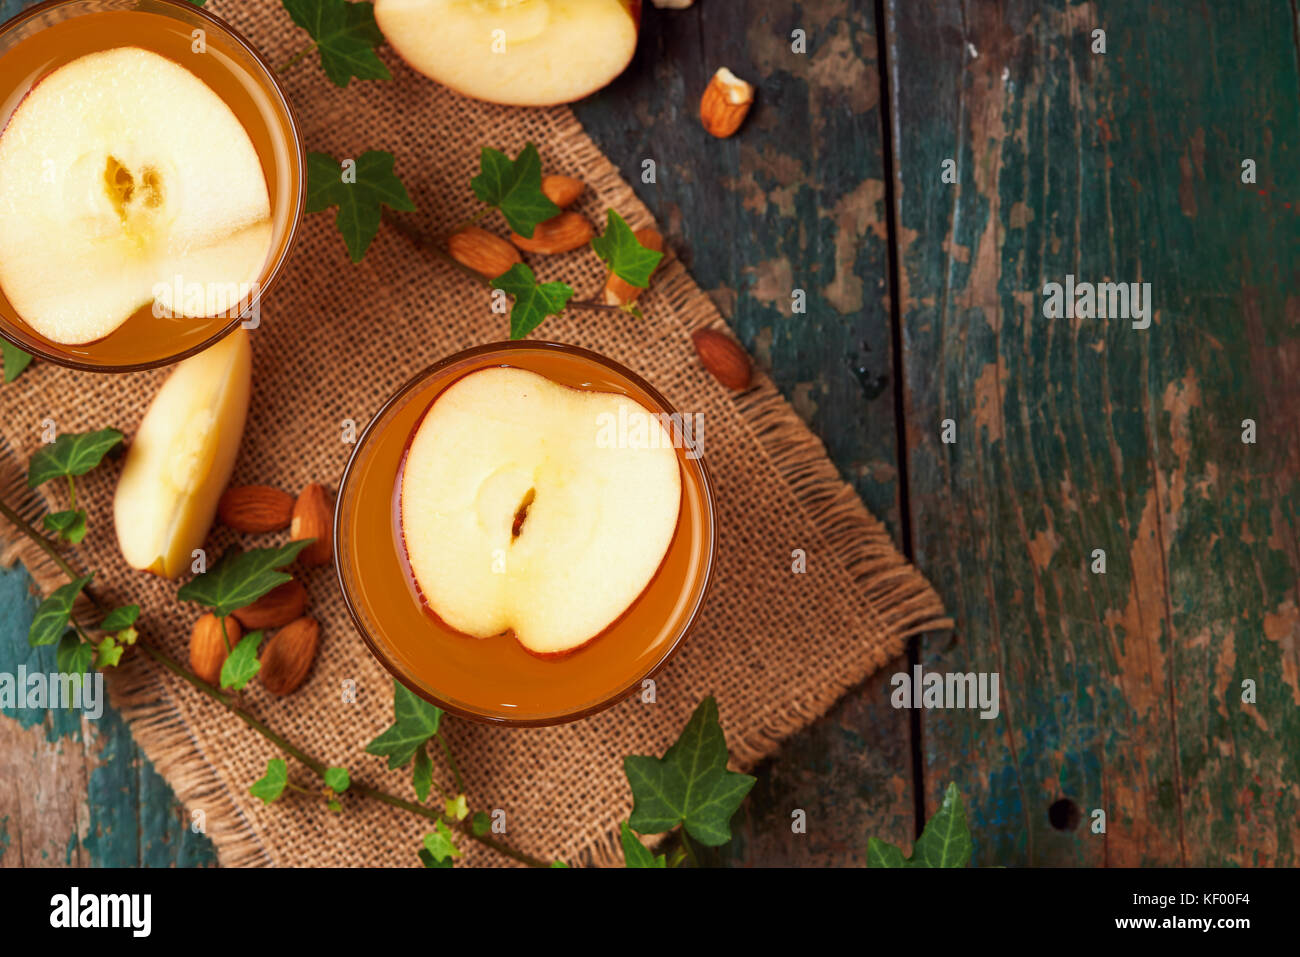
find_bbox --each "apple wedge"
[374,0,641,106]
[114,330,252,578]
[0,47,272,345]
[400,367,681,656]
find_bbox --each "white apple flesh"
[0,47,272,345]
[114,329,251,578]
[400,367,682,656]
[374,0,641,106]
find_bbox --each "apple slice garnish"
[399,367,682,656]
[374,0,641,106]
[0,47,272,345]
[114,329,251,578]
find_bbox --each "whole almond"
[700,67,754,138]
[510,211,594,254]
[190,613,242,686]
[233,579,309,631]
[541,174,584,209]
[447,226,521,279]
[218,485,294,533]
[604,227,665,306]
[291,483,333,567]
[259,616,320,696]
[692,328,752,390]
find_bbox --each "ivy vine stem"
[0,496,553,869]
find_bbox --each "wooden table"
[2,0,1297,867]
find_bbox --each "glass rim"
[0,0,307,374]
[332,340,720,728]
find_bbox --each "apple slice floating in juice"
[0,47,272,345]
[399,367,682,656]
[374,0,641,106]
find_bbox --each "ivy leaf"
[623,696,756,846]
[220,631,265,690]
[866,782,972,868]
[29,574,93,647]
[365,680,444,769]
[419,848,453,869]
[27,428,123,488]
[306,150,415,263]
[445,794,469,822]
[491,263,575,340]
[550,860,570,869]
[412,744,433,802]
[43,509,87,544]
[422,819,462,863]
[114,627,138,647]
[177,541,313,618]
[591,210,664,288]
[620,821,666,868]
[56,633,94,683]
[327,799,343,813]
[1,340,32,383]
[470,143,560,238]
[281,0,390,88]
[94,634,124,669]
[324,766,350,793]
[471,811,491,837]
[249,758,288,804]
[99,605,139,631]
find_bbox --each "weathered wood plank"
[888,0,1300,865]
[575,0,916,864]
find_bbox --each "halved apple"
[374,0,641,106]
[0,47,272,345]
[400,367,681,656]
[114,329,251,578]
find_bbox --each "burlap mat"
[0,0,949,866]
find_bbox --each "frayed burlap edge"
[0,105,950,870]
[0,440,272,867]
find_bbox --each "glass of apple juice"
[0,0,304,371]
[335,341,718,726]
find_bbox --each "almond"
[700,67,754,138]
[604,227,665,306]
[692,328,752,390]
[232,579,309,631]
[291,483,333,567]
[218,485,294,533]
[541,174,585,209]
[509,211,594,254]
[259,616,320,696]
[447,226,521,279]
[190,613,242,686]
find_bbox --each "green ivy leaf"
[623,696,755,846]
[444,794,469,822]
[1,340,32,383]
[365,680,444,769]
[591,210,664,288]
[29,574,93,647]
[412,744,432,802]
[114,627,138,647]
[43,509,87,544]
[866,782,972,868]
[177,541,313,618]
[281,0,390,88]
[220,631,265,690]
[249,758,288,804]
[306,150,415,263]
[56,633,94,683]
[27,428,123,488]
[94,634,124,669]
[550,860,570,868]
[470,143,560,238]
[419,848,453,869]
[620,821,666,868]
[471,811,491,837]
[422,819,462,863]
[99,605,139,631]
[490,263,575,340]
[324,766,351,793]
